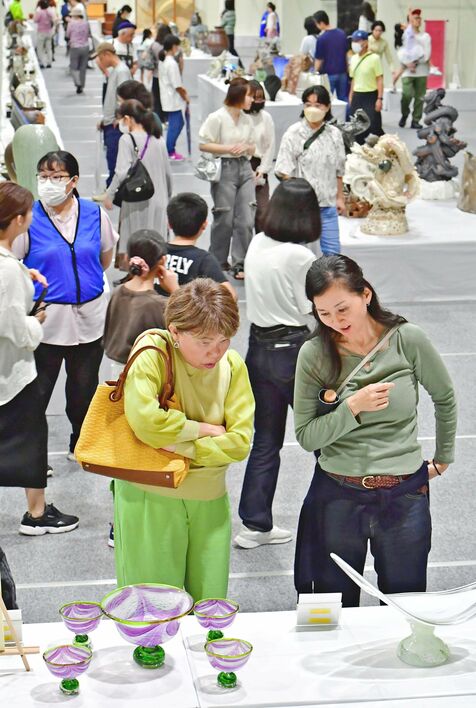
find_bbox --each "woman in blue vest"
[13,150,119,462]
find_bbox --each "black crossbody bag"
[113,134,155,207]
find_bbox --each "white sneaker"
[66,451,76,462]
[233,524,292,549]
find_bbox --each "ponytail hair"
[127,229,168,276]
[159,34,180,61]
[117,98,157,137]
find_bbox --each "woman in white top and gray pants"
[198,77,255,279]
[246,80,275,234]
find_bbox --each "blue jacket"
[25,199,104,305]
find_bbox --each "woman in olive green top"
[115,278,254,600]
[294,255,456,606]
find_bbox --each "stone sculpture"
[344,133,420,235]
[413,88,467,199]
[457,152,476,214]
[187,13,209,52]
[331,109,371,154]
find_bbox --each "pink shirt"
[66,19,90,48]
[34,7,56,34]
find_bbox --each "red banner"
[425,20,446,90]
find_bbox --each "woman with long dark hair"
[293,255,457,606]
[0,181,79,535]
[104,99,172,266]
[275,85,346,255]
[235,179,319,549]
[13,151,118,464]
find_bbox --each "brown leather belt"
[327,472,412,489]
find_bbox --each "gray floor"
[1,50,476,624]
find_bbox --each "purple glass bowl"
[43,644,92,694]
[194,598,239,641]
[205,638,253,672]
[100,584,194,668]
[59,601,102,635]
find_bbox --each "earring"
[173,340,180,349]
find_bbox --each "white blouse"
[249,110,275,175]
[0,247,43,405]
[198,106,254,159]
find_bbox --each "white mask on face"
[119,120,130,133]
[352,41,363,54]
[37,178,73,207]
[304,105,327,124]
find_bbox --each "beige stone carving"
[457,152,476,215]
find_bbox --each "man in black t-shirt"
[156,193,236,298]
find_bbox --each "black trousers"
[238,325,309,531]
[34,338,103,453]
[350,90,384,144]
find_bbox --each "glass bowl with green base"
[194,598,239,642]
[100,583,194,669]
[204,638,253,689]
[59,601,102,650]
[43,644,92,695]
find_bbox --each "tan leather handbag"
[75,332,189,488]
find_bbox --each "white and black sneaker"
[19,504,79,536]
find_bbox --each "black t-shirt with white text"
[155,243,228,296]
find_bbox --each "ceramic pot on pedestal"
[206,27,229,57]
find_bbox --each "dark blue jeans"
[328,72,349,103]
[295,461,431,607]
[166,109,184,155]
[103,124,122,187]
[238,325,309,532]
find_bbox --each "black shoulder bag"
[113,134,155,207]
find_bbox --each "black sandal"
[231,264,245,280]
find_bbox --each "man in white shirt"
[399,8,432,129]
[113,20,138,74]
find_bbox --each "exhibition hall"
[1,1,475,706]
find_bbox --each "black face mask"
[246,100,266,114]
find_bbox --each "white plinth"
[183,51,212,97]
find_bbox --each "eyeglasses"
[37,174,72,184]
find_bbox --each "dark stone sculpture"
[330,108,371,154]
[413,88,467,182]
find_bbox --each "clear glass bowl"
[59,601,102,649]
[43,644,92,694]
[100,583,194,669]
[194,598,239,642]
[204,637,253,688]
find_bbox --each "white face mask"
[352,41,363,54]
[37,178,73,207]
[304,106,327,124]
[119,120,130,134]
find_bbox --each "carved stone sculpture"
[457,152,476,214]
[187,13,209,52]
[413,88,467,199]
[330,109,371,154]
[344,134,420,235]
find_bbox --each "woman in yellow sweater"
[114,278,254,600]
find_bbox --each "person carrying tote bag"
[109,279,255,600]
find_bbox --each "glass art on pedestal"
[43,644,92,694]
[331,553,476,667]
[204,638,253,689]
[100,584,194,669]
[59,601,102,650]
[194,598,239,642]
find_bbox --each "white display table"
[384,88,476,113]
[5,607,476,707]
[0,619,198,708]
[338,199,476,303]
[183,50,212,97]
[182,607,476,707]
[198,74,347,157]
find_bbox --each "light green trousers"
[113,481,231,601]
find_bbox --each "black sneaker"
[411,121,423,129]
[19,504,79,536]
[108,523,115,548]
[398,116,407,128]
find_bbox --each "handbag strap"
[303,122,326,151]
[352,51,372,78]
[336,325,400,396]
[139,134,151,160]
[129,133,139,156]
[109,331,174,409]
